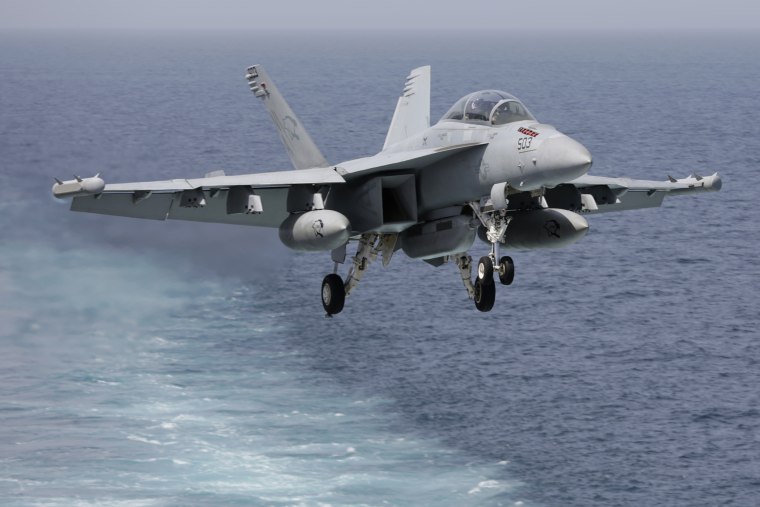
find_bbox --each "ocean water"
[1,30,759,506]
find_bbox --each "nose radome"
[539,135,593,179]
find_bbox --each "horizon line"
[2,26,759,34]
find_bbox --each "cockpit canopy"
[441,90,535,126]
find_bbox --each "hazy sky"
[1,0,759,31]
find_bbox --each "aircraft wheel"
[473,277,495,312]
[321,274,345,315]
[477,256,494,285]
[498,256,514,285]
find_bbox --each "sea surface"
[1,30,759,506]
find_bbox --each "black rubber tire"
[321,274,345,315]
[498,256,515,286]
[477,256,494,285]
[473,277,496,312]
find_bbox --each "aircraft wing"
[55,142,487,229]
[566,172,722,213]
[58,167,345,228]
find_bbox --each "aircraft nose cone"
[539,135,593,181]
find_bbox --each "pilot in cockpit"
[491,100,532,125]
[464,96,499,122]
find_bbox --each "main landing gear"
[321,273,345,315]
[321,233,396,317]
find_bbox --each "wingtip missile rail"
[667,172,722,196]
[52,174,106,198]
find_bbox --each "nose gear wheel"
[473,277,495,312]
[477,256,494,284]
[498,256,514,285]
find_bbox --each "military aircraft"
[52,65,721,315]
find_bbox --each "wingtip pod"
[52,174,105,198]
[706,172,722,191]
[666,172,722,196]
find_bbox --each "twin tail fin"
[246,65,330,170]
[383,65,431,150]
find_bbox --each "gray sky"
[1,0,759,31]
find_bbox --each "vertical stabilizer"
[246,65,330,170]
[383,66,431,150]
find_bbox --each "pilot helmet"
[467,98,492,120]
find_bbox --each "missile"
[278,209,351,251]
[668,172,722,195]
[52,173,105,198]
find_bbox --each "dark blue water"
[1,31,759,506]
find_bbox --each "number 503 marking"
[517,137,533,150]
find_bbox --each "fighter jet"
[52,65,721,315]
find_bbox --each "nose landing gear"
[466,199,515,312]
